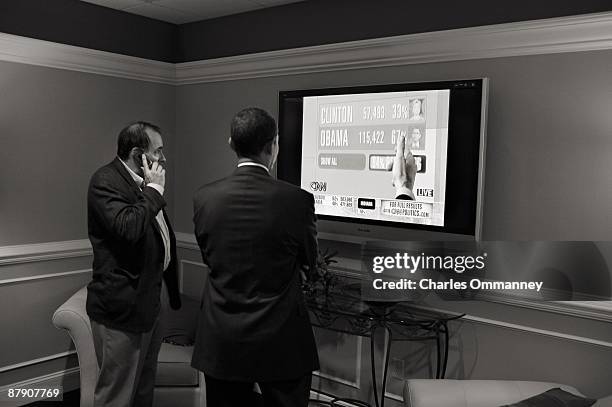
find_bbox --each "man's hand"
[389,135,417,198]
[142,154,165,189]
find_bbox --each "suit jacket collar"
[111,157,142,197]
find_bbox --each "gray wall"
[1,42,611,400]
[173,49,612,400]
[0,60,176,389]
[0,61,176,246]
[177,244,612,402]
[0,258,90,387]
[174,50,612,240]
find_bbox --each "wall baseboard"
[0,351,78,374]
[310,389,402,406]
[309,390,364,407]
[0,367,80,407]
[0,13,610,85]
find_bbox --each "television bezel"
[278,78,488,241]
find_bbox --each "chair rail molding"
[175,232,199,250]
[461,314,612,349]
[0,239,92,266]
[175,231,612,322]
[0,12,610,84]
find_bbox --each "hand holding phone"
[142,154,165,189]
[135,148,153,169]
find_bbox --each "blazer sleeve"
[298,192,319,271]
[89,172,166,245]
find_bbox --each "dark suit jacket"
[191,165,320,381]
[86,158,181,333]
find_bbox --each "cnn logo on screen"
[310,181,327,192]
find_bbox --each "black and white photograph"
[1,1,612,407]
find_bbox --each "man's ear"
[263,139,274,155]
[271,135,279,155]
[129,147,142,162]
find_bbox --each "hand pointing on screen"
[388,134,417,200]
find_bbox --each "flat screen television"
[278,79,488,241]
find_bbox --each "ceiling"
[80,0,306,24]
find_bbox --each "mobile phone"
[135,148,153,169]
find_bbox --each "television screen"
[278,79,487,238]
[301,89,449,226]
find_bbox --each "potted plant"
[303,247,339,297]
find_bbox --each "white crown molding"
[174,12,612,84]
[0,13,611,85]
[0,32,175,84]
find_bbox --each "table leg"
[442,322,450,378]
[435,324,442,379]
[370,325,393,407]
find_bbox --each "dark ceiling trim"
[0,0,177,62]
[176,0,612,62]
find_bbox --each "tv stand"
[305,279,464,407]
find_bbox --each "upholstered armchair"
[52,287,206,407]
[403,379,612,407]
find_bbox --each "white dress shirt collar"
[237,161,270,173]
[118,157,171,270]
[119,157,144,186]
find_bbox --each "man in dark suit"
[86,122,181,407]
[191,108,319,407]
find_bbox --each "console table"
[304,281,464,407]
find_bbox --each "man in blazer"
[191,108,319,407]
[86,122,181,407]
